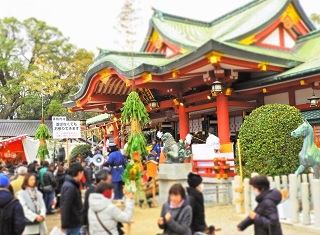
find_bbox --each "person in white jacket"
[88,182,134,235]
[206,127,220,153]
[17,173,48,235]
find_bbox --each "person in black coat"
[55,165,66,211]
[237,175,283,235]
[43,163,57,214]
[0,173,26,235]
[187,172,217,235]
[60,163,84,235]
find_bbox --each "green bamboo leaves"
[120,91,150,125]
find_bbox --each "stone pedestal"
[202,177,233,205]
[157,163,192,204]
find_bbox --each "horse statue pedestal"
[157,163,192,204]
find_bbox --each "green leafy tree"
[70,144,92,160]
[311,13,320,26]
[237,104,303,178]
[0,17,94,120]
[114,0,143,51]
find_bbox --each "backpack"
[0,198,17,234]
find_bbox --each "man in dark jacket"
[43,163,57,214]
[82,160,94,188]
[237,175,283,235]
[60,162,84,235]
[80,169,112,234]
[0,173,26,235]
[187,172,217,235]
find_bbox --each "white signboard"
[52,116,66,122]
[53,121,81,139]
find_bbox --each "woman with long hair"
[157,183,192,235]
[17,173,48,235]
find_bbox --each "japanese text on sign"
[52,116,66,122]
[52,121,81,139]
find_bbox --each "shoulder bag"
[95,212,112,235]
[42,185,54,193]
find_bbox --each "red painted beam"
[254,18,281,42]
[184,90,213,104]
[161,58,211,80]
[221,57,285,72]
[295,20,309,35]
[228,100,258,107]
[185,102,217,113]
[182,76,210,93]
[295,103,316,111]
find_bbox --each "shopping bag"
[49,226,66,235]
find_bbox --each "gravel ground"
[46,204,320,235]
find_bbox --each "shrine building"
[64,0,320,147]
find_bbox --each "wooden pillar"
[288,90,296,106]
[113,122,120,146]
[179,105,189,140]
[216,94,230,144]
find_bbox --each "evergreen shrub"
[237,104,303,178]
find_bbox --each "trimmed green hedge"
[70,144,92,160]
[237,104,303,178]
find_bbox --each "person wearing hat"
[151,139,161,162]
[9,166,28,198]
[0,173,26,235]
[104,143,127,200]
[187,172,219,235]
[206,127,220,153]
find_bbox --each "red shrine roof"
[64,0,320,115]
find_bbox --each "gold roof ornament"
[206,51,223,64]
[141,72,152,83]
[258,62,269,71]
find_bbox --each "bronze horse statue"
[291,120,320,179]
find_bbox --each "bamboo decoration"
[34,118,51,161]
[120,91,150,190]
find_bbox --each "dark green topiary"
[237,104,303,178]
[70,144,92,160]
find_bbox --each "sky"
[0,0,320,55]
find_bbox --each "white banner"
[53,121,81,139]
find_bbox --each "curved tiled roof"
[70,39,302,101]
[0,120,53,137]
[65,0,319,107]
[146,0,316,50]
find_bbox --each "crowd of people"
[0,140,283,235]
[0,142,135,235]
